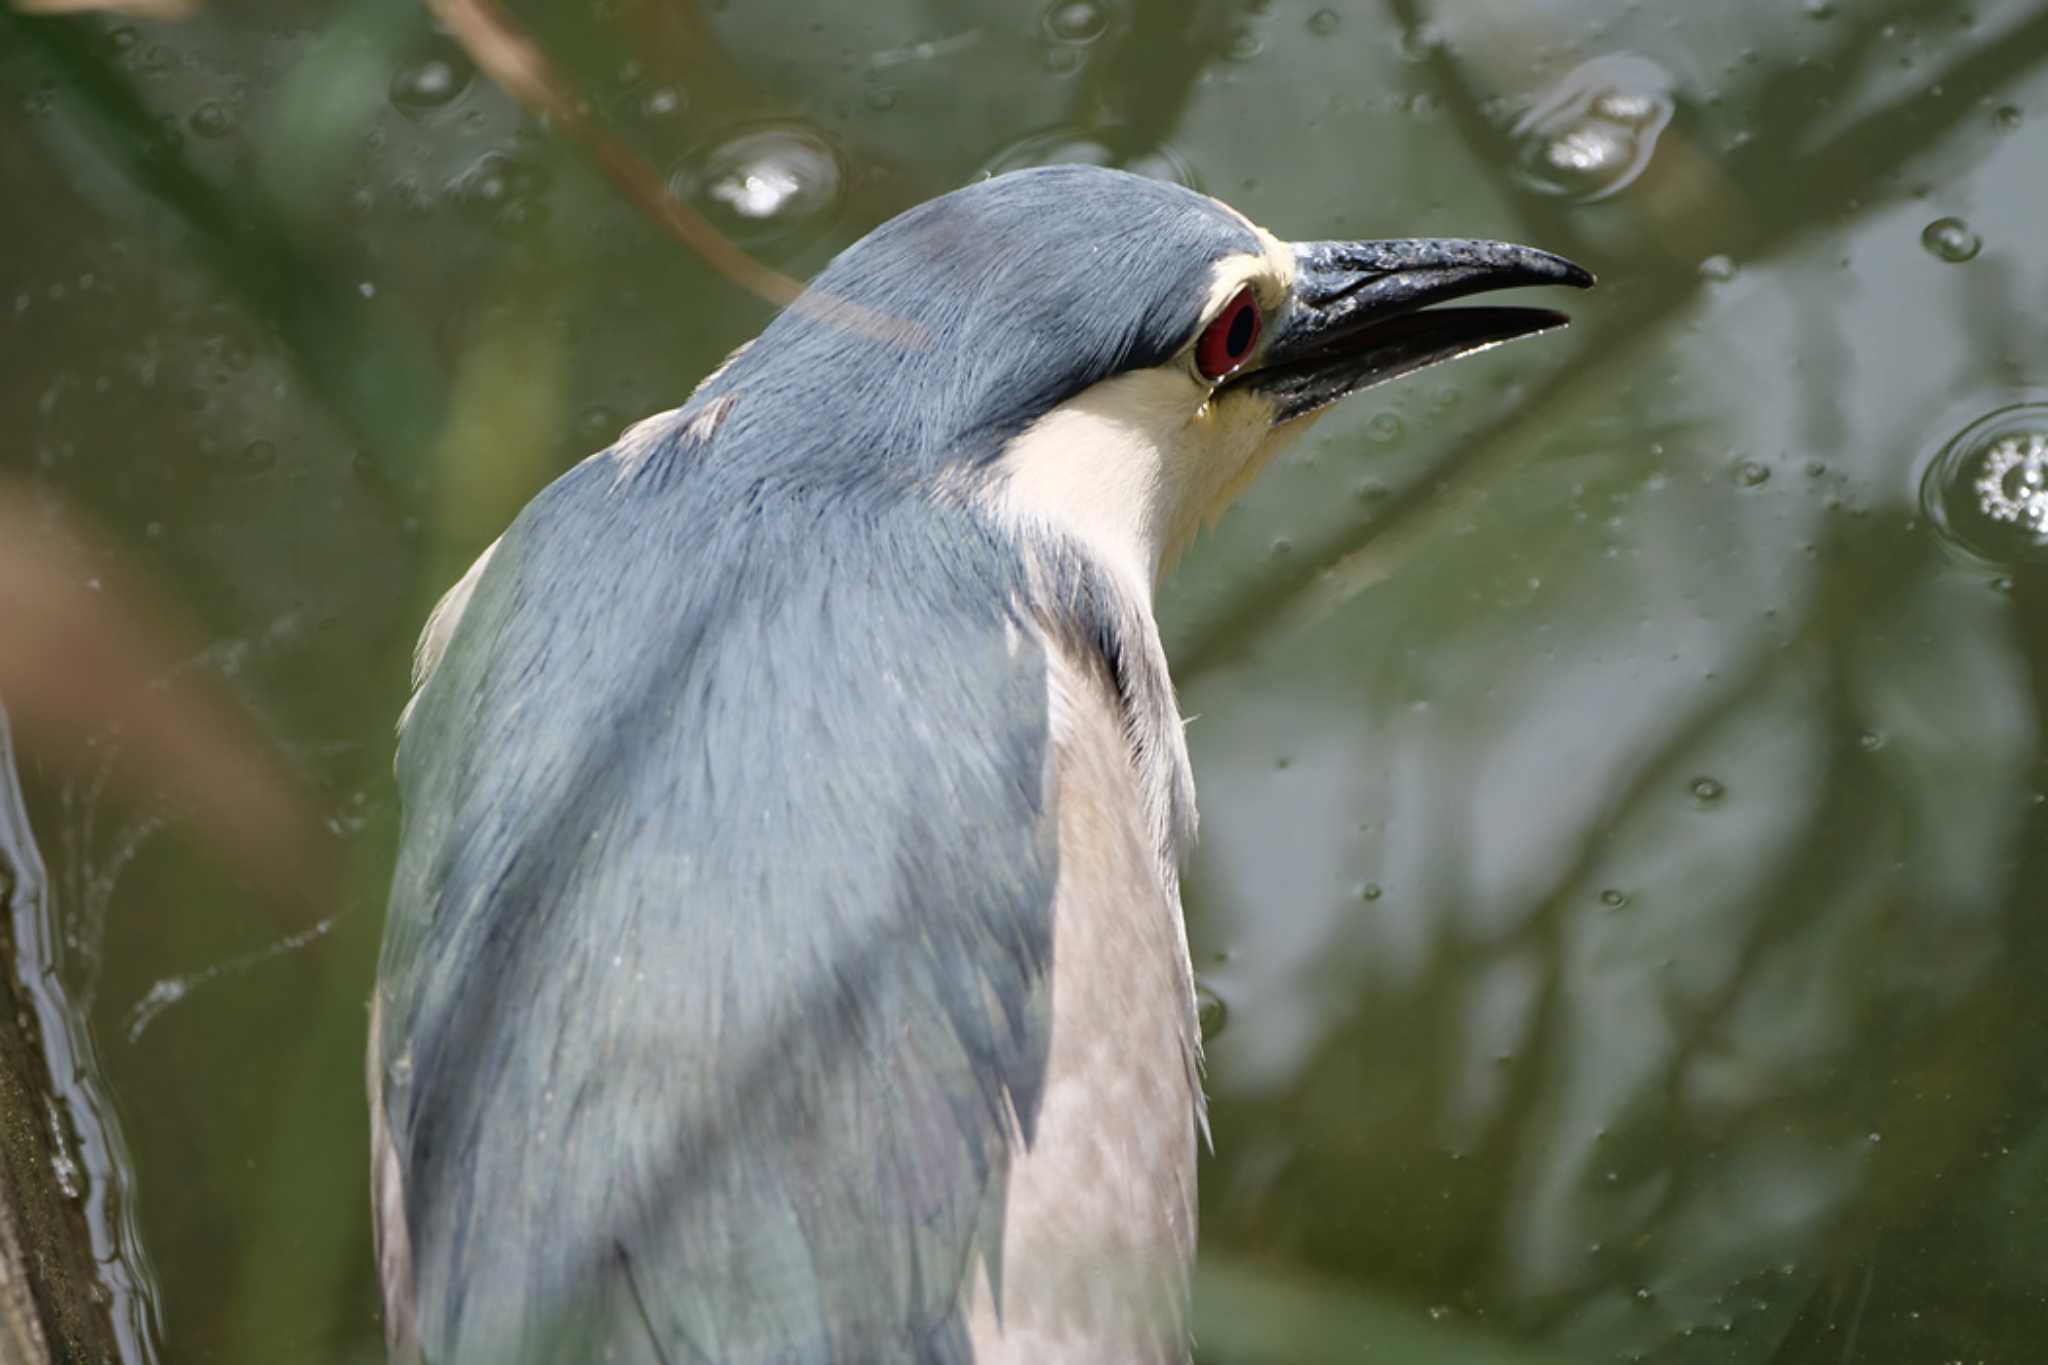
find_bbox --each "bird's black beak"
[1234,239,1594,422]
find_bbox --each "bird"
[368,163,1590,1365]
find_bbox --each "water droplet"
[1802,0,1835,16]
[1041,44,1085,75]
[1367,411,1405,444]
[1996,104,2023,130]
[674,125,843,250]
[452,148,554,237]
[1920,216,1981,263]
[1689,776,1726,806]
[980,128,1200,191]
[1699,253,1736,282]
[1195,981,1229,1041]
[390,54,473,115]
[1511,54,1675,203]
[640,86,685,120]
[187,100,235,138]
[1358,881,1383,902]
[1308,8,1341,35]
[1043,0,1107,44]
[1222,26,1264,61]
[1397,24,1446,63]
[1733,459,1771,487]
[1599,888,1628,908]
[1858,731,1885,752]
[1920,404,2048,564]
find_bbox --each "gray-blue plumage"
[694,165,1258,475]
[372,162,1591,1364]
[376,167,1254,1363]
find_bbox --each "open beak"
[1233,239,1594,422]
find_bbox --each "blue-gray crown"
[697,165,1261,477]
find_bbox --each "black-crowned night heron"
[369,164,1589,1364]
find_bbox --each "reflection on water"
[0,711,162,1363]
[5,0,2048,1361]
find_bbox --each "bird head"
[694,164,1591,592]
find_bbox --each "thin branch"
[428,0,925,347]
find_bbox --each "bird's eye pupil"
[1226,306,1256,355]
[1195,287,1262,381]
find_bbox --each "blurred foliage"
[2,0,2047,1361]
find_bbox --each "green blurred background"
[4,0,2048,1360]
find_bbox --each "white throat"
[986,367,1285,600]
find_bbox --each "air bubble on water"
[1689,776,1726,806]
[1599,888,1628,908]
[1699,253,1736,281]
[1308,8,1341,35]
[239,439,277,473]
[674,125,844,250]
[1041,44,1085,75]
[1397,24,1446,63]
[1803,0,1836,16]
[1043,0,1107,44]
[1510,53,1675,203]
[1358,881,1383,902]
[1733,459,1770,487]
[1920,216,1981,263]
[1919,403,2048,565]
[452,148,554,237]
[1222,26,1264,61]
[1367,412,1405,444]
[1969,433,2048,532]
[1996,105,2023,130]
[641,86,684,120]
[390,53,474,115]
[187,100,235,138]
[980,127,1201,191]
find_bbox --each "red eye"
[1195,286,1262,380]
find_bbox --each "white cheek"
[984,361,1297,591]
[984,368,1211,598]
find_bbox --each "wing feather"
[372,424,1060,1364]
